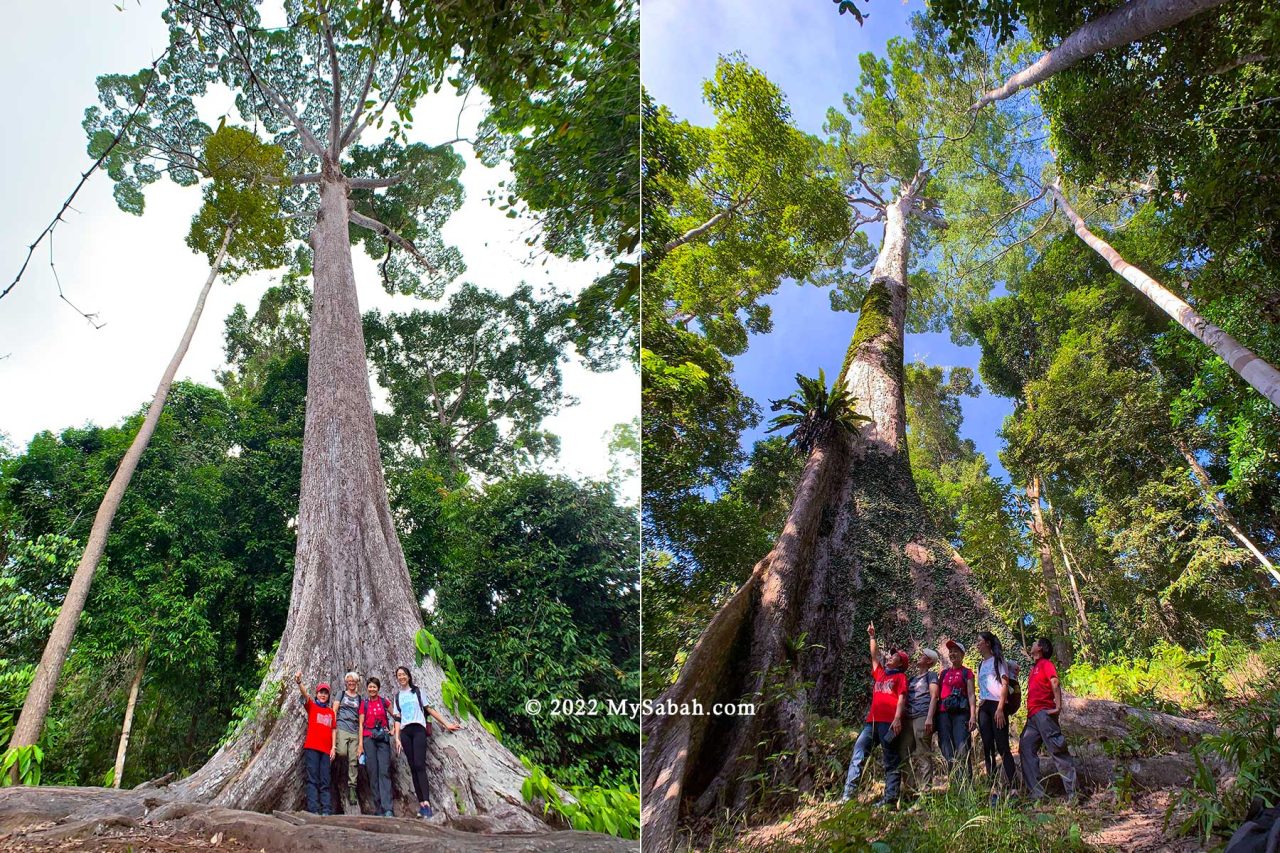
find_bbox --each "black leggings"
[977,700,1017,787]
[400,724,431,803]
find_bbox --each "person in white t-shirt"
[391,666,461,819]
[975,632,1019,802]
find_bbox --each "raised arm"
[294,671,310,704]
[867,622,881,671]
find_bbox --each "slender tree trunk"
[1047,508,1099,663]
[974,0,1229,109]
[6,225,235,761]
[1050,183,1280,408]
[1025,475,1073,666]
[1177,439,1280,585]
[641,177,1002,851]
[112,644,149,789]
[170,162,538,828]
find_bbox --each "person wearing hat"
[936,639,977,783]
[841,622,909,807]
[295,671,336,815]
[898,646,941,795]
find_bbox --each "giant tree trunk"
[973,0,1229,109]
[1177,439,1280,585]
[1026,474,1074,667]
[6,226,235,762]
[168,163,538,829]
[1050,182,1280,408]
[112,644,149,789]
[640,182,1001,852]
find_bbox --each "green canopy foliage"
[364,283,573,478]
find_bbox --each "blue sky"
[643,0,1015,481]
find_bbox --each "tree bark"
[1050,182,1280,409]
[1025,475,1074,667]
[168,162,539,828]
[1177,439,1280,585]
[113,645,149,789]
[640,178,1002,852]
[6,225,235,761]
[974,0,1229,109]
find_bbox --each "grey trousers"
[1019,710,1077,798]
[897,715,935,791]
[362,735,394,813]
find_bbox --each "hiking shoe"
[420,804,433,818]
[382,810,394,817]
[988,793,1000,808]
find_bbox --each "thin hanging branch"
[48,231,104,329]
[1,42,177,305]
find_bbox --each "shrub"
[1171,686,1280,843]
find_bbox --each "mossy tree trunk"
[640,179,1003,852]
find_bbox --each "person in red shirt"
[357,677,397,817]
[294,671,336,815]
[1019,638,1078,802]
[840,622,908,807]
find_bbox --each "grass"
[744,787,1095,853]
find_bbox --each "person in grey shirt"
[898,647,940,795]
[333,671,363,806]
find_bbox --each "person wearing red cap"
[840,622,908,807]
[295,671,336,815]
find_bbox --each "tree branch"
[318,1,342,156]
[349,209,433,271]
[350,175,403,189]
[911,209,947,228]
[973,0,1230,110]
[212,0,326,157]
[338,55,377,149]
[662,188,756,253]
[341,54,409,150]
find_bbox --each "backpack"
[394,685,433,737]
[1004,661,1022,716]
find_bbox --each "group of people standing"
[296,666,461,818]
[842,622,1077,808]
